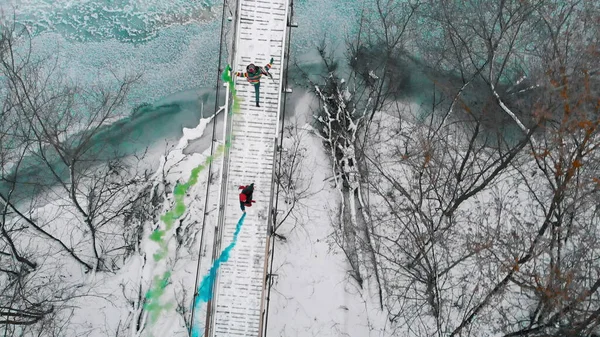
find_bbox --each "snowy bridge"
[200,0,293,336]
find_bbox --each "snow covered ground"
[3,0,599,335]
[0,1,391,336]
[137,114,222,337]
[265,92,390,337]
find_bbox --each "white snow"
[198,0,289,335]
[1,1,403,337]
[8,0,577,336]
[135,109,226,337]
[267,92,390,337]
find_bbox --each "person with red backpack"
[236,58,274,107]
[239,183,256,212]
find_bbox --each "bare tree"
[301,0,421,311]
[272,118,315,241]
[295,0,600,335]
[175,280,192,335]
[0,19,146,272]
[490,2,600,335]
[355,0,600,335]
[0,16,151,336]
[301,40,389,314]
[348,0,421,125]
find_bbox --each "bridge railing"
[203,0,243,335]
[260,0,297,335]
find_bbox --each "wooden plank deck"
[207,0,289,335]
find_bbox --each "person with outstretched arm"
[235,58,274,107]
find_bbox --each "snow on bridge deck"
[206,0,289,336]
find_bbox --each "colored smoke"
[144,65,242,329]
[191,213,247,337]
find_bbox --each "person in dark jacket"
[239,183,255,212]
[236,58,274,107]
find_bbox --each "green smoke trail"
[142,65,241,330]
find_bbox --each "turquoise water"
[27,22,222,111]
[11,0,218,43]
[6,0,363,117]
[0,87,223,202]
[0,0,365,200]
[16,0,525,195]
[2,0,521,189]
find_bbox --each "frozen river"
[4,0,362,153]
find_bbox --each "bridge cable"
[188,0,231,334]
[262,0,295,335]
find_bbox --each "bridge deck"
[208,0,289,335]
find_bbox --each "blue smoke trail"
[191,213,247,337]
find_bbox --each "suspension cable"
[188,0,231,334]
[262,0,295,335]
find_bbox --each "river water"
[0,0,362,199]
